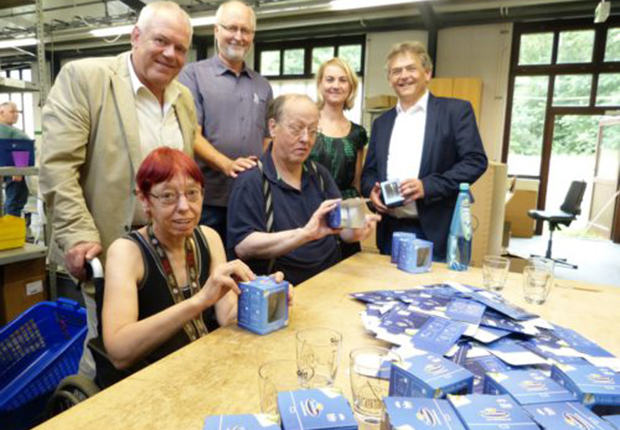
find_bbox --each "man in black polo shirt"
[227,94,379,286]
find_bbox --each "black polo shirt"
[227,150,341,286]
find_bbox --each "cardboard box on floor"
[505,178,539,238]
[0,257,48,325]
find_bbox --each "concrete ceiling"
[0,0,614,56]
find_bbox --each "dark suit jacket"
[361,93,488,259]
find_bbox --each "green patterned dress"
[309,122,368,199]
[309,122,368,258]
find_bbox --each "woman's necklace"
[147,225,209,341]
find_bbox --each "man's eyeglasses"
[149,188,203,205]
[388,64,418,78]
[283,123,319,139]
[218,23,254,37]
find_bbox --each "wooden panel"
[428,78,453,98]
[453,78,483,123]
[470,161,508,267]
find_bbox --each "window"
[518,33,553,65]
[557,30,595,64]
[596,73,620,106]
[553,74,592,106]
[0,68,34,138]
[605,28,620,61]
[255,35,365,79]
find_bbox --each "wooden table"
[35,253,620,430]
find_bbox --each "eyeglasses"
[218,23,254,37]
[388,64,419,78]
[149,188,203,206]
[282,123,319,139]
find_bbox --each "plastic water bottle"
[447,183,472,271]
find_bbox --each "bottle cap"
[459,183,470,191]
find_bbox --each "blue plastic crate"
[0,299,87,428]
[0,138,35,167]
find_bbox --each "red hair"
[136,147,204,196]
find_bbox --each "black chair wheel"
[45,375,101,418]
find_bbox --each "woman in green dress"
[310,58,368,258]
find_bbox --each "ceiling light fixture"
[89,15,216,38]
[594,0,610,23]
[89,24,134,38]
[330,0,419,12]
[0,37,38,49]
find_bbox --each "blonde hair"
[316,58,358,111]
[136,1,193,40]
[386,41,433,75]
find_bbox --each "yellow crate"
[0,215,26,251]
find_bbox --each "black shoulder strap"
[257,160,276,274]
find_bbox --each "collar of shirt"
[127,54,180,114]
[396,90,429,116]
[262,149,312,191]
[213,54,251,79]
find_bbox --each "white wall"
[435,23,513,162]
[361,24,512,163]
[362,30,428,128]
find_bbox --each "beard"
[220,43,248,62]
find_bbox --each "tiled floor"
[509,234,620,287]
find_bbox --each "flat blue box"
[448,394,539,430]
[277,388,357,430]
[523,402,616,430]
[389,353,474,398]
[203,414,281,430]
[237,276,289,335]
[484,369,577,405]
[551,364,620,414]
[383,397,467,430]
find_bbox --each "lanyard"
[147,225,208,340]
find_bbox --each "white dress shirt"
[386,91,429,218]
[128,55,183,157]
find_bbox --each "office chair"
[527,180,587,269]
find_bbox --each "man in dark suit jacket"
[361,41,488,260]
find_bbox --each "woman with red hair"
[101,147,258,372]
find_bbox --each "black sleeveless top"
[127,227,219,364]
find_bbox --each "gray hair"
[216,0,257,30]
[386,41,433,74]
[268,94,316,123]
[136,1,193,40]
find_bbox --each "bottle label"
[461,200,472,241]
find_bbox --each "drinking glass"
[349,347,401,426]
[296,327,342,388]
[482,256,510,292]
[258,359,313,415]
[522,265,553,305]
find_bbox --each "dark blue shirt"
[227,150,342,286]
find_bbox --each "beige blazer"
[40,52,197,264]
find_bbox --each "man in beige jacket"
[40,1,197,379]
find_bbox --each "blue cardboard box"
[203,414,281,430]
[277,389,357,430]
[463,355,513,394]
[380,180,405,207]
[523,402,616,430]
[389,352,474,398]
[551,364,620,414]
[383,397,466,430]
[396,237,433,274]
[448,394,539,430]
[484,369,577,405]
[238,276,289,335]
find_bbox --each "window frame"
[254,35,366,79]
